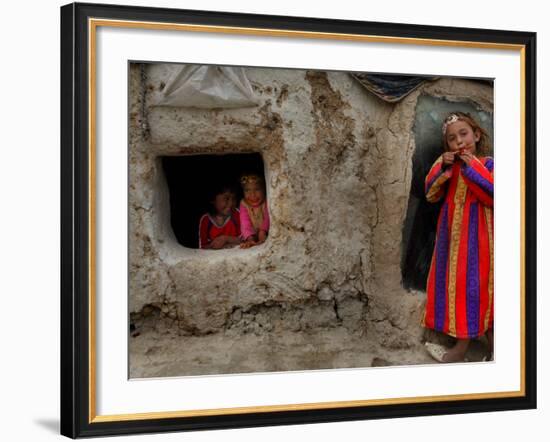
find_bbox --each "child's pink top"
[239,199,270,240]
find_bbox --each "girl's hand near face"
[442,151,455,167]
[458,150,475,165]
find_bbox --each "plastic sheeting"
[155,65,259,109]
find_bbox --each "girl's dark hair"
[442,111,491,156]
[207,182,237,216]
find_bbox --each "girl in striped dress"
[423,112,494,363]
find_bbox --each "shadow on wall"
[162,152,265,248]
[401,94,494,291]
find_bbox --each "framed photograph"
[60,2,537,438]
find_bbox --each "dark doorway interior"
[162,153,265,249]
[401,146,442,291]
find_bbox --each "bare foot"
[442,339,470,362]
[442,350,466,362]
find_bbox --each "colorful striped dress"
[422,155,494,339]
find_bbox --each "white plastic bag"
[155,65,258,109]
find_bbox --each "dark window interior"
[162,153,265,249]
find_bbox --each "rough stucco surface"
[128,63,494,377]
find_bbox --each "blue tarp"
[351,74,438,103]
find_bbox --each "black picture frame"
[60,2,537,438]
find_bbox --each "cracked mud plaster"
[128,63,493,374]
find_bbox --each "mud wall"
[128,63,493,351]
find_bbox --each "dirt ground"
[129,322,493,378]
